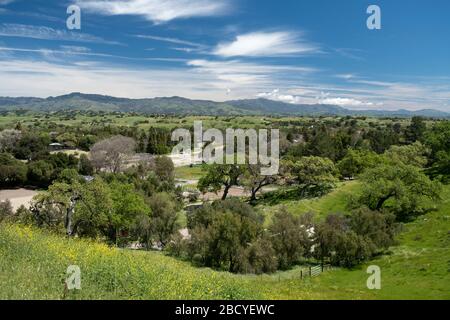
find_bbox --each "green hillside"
[1,184,449,300]
[1,93,448,118]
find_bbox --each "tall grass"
[0,224,256,300]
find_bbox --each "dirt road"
[0,189,38,211]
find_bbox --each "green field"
[174,165,205,181]
[1,184,449,300]
[259,181,360,226]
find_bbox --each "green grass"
[174,165,205,181]
[1,183,449,300]
[259,181,360,226]
[0,224,256,300]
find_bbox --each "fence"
[300,264,333,280]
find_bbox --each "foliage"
[314,209,397,268]
[0,200,14,222]
[27,160,55,187]
[283,156,338,197]
[0,153,27,187]
[29,176,150,244]
[385,141,429,168]
[268,208,312,269]
[354,163,441,221]
[147,192,181,248]
[241,163,279,203]
[185,199,269,273]
[425,120,450,180]
[337,148,381,178]
[405,116,426,143]
[154,156,175,189]
[198,164,243,200]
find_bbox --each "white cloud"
[76,0,231,24]
[213,31,318,57]
[0,57,281,100]
[187,59,314,86]
[135,34,207,53]
[0,46,135,60]
[257,89,307,104]
[135,35,203,47]
[318,97,377,107]
[0,24,120,45]
[256,89,384,108]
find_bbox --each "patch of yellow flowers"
[0,223,258,300]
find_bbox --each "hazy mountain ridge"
[0,93,448,118]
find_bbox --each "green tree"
[406,116,426,143]
[0,153,27,188]
[79,154,94,176]
[365,127,399,153]
[349,207,397,250]
[424,121,450,180]
[354,163,441,221]
[337,149,381,178]
[314,214,374,268]
[154,156,175,185]
[385,141,429,168]
[147,192,181,248]
[27,160,55,187]
[284,156,338,197]
[241,163,278,204]
[269,208,311,269]
[109,181,149,245]
[187,199,264,273]
[198,164,243,200]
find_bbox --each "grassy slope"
[174,165,205,181]
[253,184,450,299]
[0,224,257,300]
[259,181,360,226]
[1,184,449,300]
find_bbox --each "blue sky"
[0,0,449,111]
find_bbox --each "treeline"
[165,200,397,273]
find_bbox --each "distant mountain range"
[0,92,448,118]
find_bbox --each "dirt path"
[0,189,38,211]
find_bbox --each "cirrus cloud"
[76,0,232,24]
[213,31,318,57]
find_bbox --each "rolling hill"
[1,183,449,299]
[0,92,448,118]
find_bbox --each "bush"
[0,200,14,222]
[27,160,55,187]
[185,199,265,273]
[314,210,398,268]
[0,153,27,188]
[269,208,311,269]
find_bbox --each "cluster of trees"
[1,165,182,247]
[0,151,92,188]
[168,199,397,273]
[424,121,450,182]
[197,156,338,204]
[284,116,428,162]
